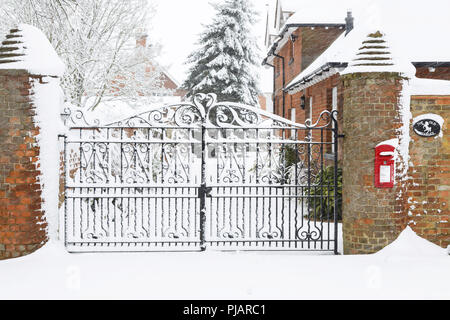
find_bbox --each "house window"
[308,96,313,121]
[289,33,298,66]
[291,41,294,63]
[290,107,296,138]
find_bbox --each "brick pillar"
[0,25,64,259]
[0,70,47,259]
[339,30,417,254]
[341,72,409,254]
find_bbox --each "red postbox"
[374,143,395,188]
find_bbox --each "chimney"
[136,34,148,48]
[345,11,354,35]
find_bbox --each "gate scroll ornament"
[61,93,340,253]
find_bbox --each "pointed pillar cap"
[342,30,415,78]
[0,24,65,77]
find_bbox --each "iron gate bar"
[62,93,340,253]
[65,195,199,199]
[199,122,207,251]
[333,111,339,255]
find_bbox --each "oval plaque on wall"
[413,119,441,137]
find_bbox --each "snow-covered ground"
[0,227,448,300]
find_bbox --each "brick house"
[263,0,450,127]
[111,33,187,103]
[261,0,450,251]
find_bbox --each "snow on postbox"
[374,139,398,188]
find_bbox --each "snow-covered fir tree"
[182,0,260,105]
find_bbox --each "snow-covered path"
[0,228,449,300]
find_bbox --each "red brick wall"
[273,27,344,119]
[0,70,47,260]
[407,96,449,248]
[258,94,267,111]
[287,74,344,155]
[111,63,185,97]
[159,72,186,97]
[415,67,450,81]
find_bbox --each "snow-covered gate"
[61,94,340,253]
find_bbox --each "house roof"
[263,0,360,64]
[278,0,301,13]
[284,0,450,93]
[158,63,180,88]
[282,0,359,25]
[264,0,350,50]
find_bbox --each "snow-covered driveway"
[0,227,448,300]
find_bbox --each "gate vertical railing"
[332,111,339,255]
[61,93,341,253]
[199,122,207,251]
[58,133,68,247]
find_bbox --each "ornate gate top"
[64,93,337,129]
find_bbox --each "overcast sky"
[150,0,269,86]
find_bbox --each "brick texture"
[286,74,344,156]
[341,72,407,254]
[406,96,450,248]
[273,27,344,119]
[415,67,450,81]
[0,69,47,260]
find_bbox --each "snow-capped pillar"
[0,25,65,260]
[340,31,415,254]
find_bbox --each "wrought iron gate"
[62,93,340,253]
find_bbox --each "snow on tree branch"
[182,0,261,106]
[0,0,171,110]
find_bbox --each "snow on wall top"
[410,78,450,96]
[341,30,416,77]
[0,24,65,77]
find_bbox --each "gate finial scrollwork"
[63,93,318,129]
[63,107,100,127]
[305,110,336,129]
